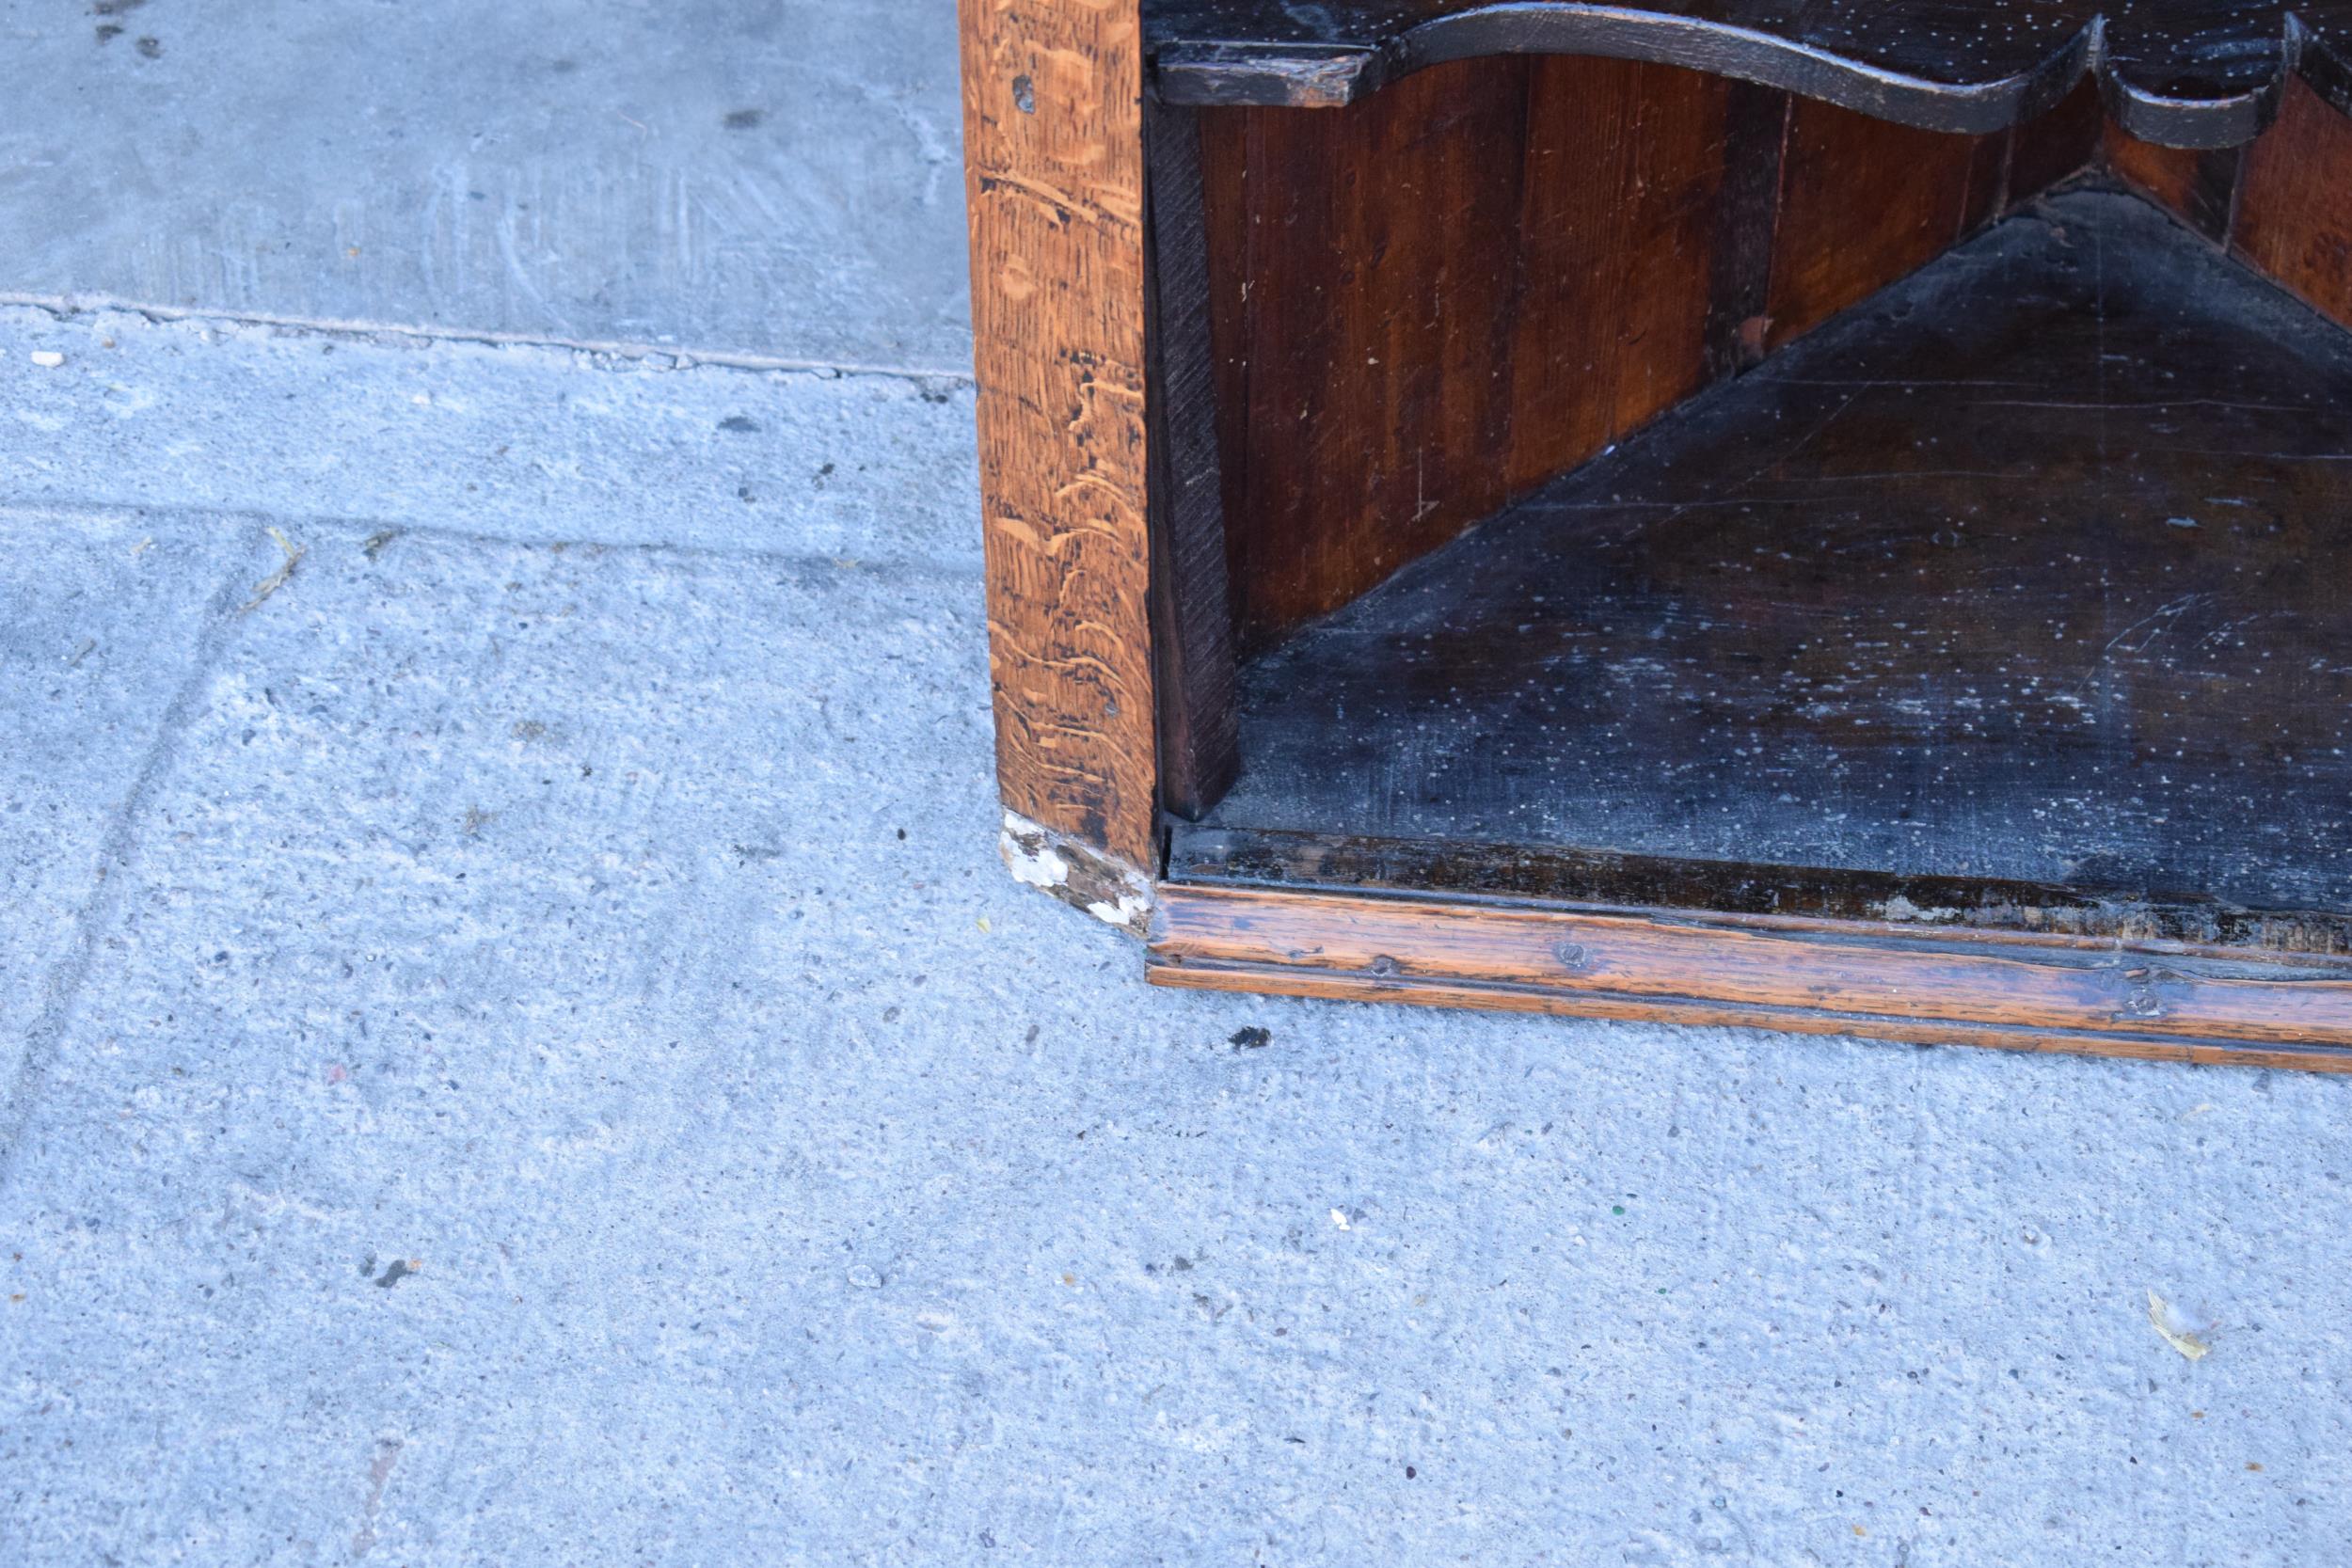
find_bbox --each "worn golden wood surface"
[1150,885,2352,1070]
[961,0,1161,868]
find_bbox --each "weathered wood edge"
[960,0,1162,877]
[1002,811,1157,935]
[1146,883,2352,1071]
[1154,13,2347,150]
[1169,825,2352,956]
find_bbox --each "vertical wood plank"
[1144,102,1241,817]
[1507,62,1786,493]
[2006,77,2103,204]
[1201,58,1531,656]
[1198,103,1256,672]
[1766,99,1997,347]
[1701,81,1795,378]
[2232,77,2352,325]
[959,0,1160,868]
[2106,127,2242,241]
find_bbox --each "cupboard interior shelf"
[1177,189,2352,955]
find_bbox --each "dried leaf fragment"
[241,527,306,612]
[2147,1289,2211,1360]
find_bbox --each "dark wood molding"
[1146,0,2352,150]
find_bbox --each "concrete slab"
[2,331,2350,1564]
[0,304,978,566]
[0,0,970,372]
[0,505,269,1125]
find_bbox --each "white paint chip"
[29,350,65,368]
[998,810,1152,934]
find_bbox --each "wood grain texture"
[1148,884,2352,1071]
[1505,60,1785,492]
[2006,77,2104,201]
[1201,61,1799,654]
[1204,192,2352,913]
[960,0,1160,869]
[2106,124,2243,239]
[1199,65,2083,657]
[1172,826,2352,954]
[1765,97,2002,347]
[2232,75,2352,325]
[1201,57,1530,655]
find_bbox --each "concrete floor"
[3,7,2350,1565]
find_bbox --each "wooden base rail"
[1150,884,2352,1071]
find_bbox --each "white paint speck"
[29,350,65,368]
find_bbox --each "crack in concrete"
[0,540,260,1194]
[0,499,985,579]
[0,292,975,387]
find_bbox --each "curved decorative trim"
[1150,0,2352,150]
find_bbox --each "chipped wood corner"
[1000,810,1156,936]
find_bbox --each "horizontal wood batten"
[1148,884,2352,1071]
[1168,826,2352,957]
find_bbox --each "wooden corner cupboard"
[956,0,2352,1070]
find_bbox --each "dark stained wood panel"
[1200,57,1529,656]
[1198,62,2037,658]
[2006,78,2105,201]
[1765,97,2001,347]
[1146,0,2352,150]
[1506,61,1786,493]
[1203,190,2352,914]
[2232,75,2352,325]
[1144,103,1241,817]
[2106,125,2243,239]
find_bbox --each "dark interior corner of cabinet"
[1127,41,2352,1067]
[1195,183,2352,907]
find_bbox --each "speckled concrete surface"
[7,303,2351,1568]
[0,307,976,567]
[0,0,970,371]
[5,8,2352,1565]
